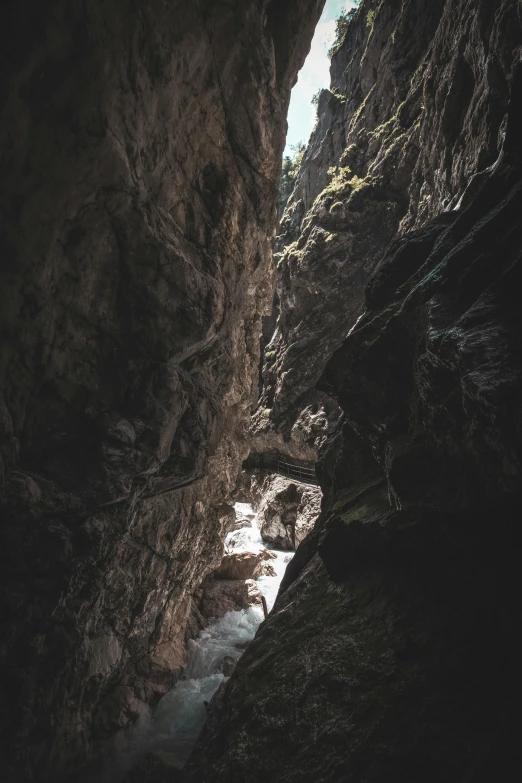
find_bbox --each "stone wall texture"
[184,1,522,781]
[0,1,324,779]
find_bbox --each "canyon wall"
[254,0,519,448]
[184,0,522,781]
[0,1,324,779]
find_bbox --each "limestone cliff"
[184,1,522,781]
[0,1,324,780]
[256,0,519,433]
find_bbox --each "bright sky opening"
[284,0,358,156]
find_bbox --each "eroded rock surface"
[214,553,263,582]
[183,1,522,781]
[200,579,263,621]
[250,389,342,463]
[0,1,324,779]
[255,474,322,550]
[258,0,521,429]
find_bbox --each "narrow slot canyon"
[91,465,322,780]
[1,1,521,782]
[93,491,312,781]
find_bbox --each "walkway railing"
[242,454,319,487]
[276,460,318,486]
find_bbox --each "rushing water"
[97,502,292,780]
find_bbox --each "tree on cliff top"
[328,2,361,58]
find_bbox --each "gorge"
[1,1,521,782]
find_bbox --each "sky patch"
[284,0,358,155]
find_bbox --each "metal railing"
[242,454,319,487]
[276,460,318,486]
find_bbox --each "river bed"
[96,502,292,780]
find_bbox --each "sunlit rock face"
[254,473,321,550]
[0,1,324,779]
[259,0,521,422]
[183,1,522,781]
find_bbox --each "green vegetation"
[347,174,367,192]
[307,163,373,214]
[367,0,387,35]
[329,88,347,109]
[318,166,369,205]
[367,98,408,141]
[311,89,323,123]
[279,142,305,216]
[328,2,361,58]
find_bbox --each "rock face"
[255,474,322,550]
[213,552,264,581]
[123,749,183,783]
[250,389,342,463]
[258,0,520,429]
[0,1,324,780]
[228,511,253,533]
[200,579,263,621]
[183,1,522,782]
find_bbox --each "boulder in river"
[214,551,265,580]
[227,511,253,533]
[200,579,262,619]
[260,562,277,578]
[225,527,256,550]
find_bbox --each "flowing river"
[95,502,292,780]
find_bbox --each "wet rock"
[221,656,237,677]
[214,552,265,581]
[184,599,207,644]
[259,549,277,561]
[93,685,146,738]
[200,579,262,620]
[220,504,239,533]
[227,512,253,533]
[224,527,256,551]
[230,471,256,504]
[259,562,277,578]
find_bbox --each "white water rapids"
[96,502,292,780]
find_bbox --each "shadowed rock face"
[183,2,522,782]
[0,1,324,779]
